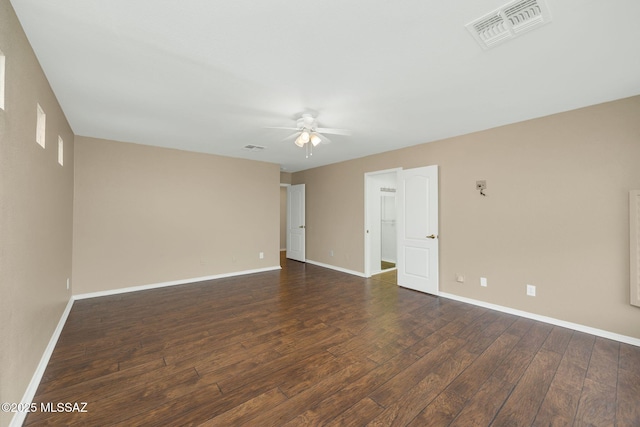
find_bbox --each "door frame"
[364,168,402,278]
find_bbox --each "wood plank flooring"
[25,254,640,426]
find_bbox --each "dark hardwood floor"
[25,254,640,426]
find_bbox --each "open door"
[286,184,306,262]
[397,166,439,295]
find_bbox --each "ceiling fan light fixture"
[310,133,321,146]
[300,131,310,144]
[283,112,350,155]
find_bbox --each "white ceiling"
[10,0,640,172]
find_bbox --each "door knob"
[426,234,437,239]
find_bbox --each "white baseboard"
[439,292,640,347]
[304,259,367,278]
[73,266,282,300]
[10,297,75,427]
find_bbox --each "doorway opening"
[380,189,397,271]
[365,166,439,295]
[364,169,400,278]
[279,184,288,267]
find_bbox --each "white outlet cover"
[526,284,536,296]
[480,277,487,287]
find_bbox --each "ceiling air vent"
[466,0,552,49]
[242,144,266,152]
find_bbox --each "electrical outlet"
[456,273,465,283]
[527,284,536,296]
[259,252,264,259]
[66,278,70,290]
[330,250,334,257]
[480,277,487,287]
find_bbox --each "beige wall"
[72,137,280,294]
[293,96,640,339]
[280,171,292,185]
[0,0,75,423]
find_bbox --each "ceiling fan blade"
[318,133,333,144]
[315,127,351,136]
[281,132,300,142]
[266,126,301,131]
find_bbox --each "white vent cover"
[466,0,552,49]
[242,144,266,151]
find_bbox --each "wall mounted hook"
[476,180,487,196]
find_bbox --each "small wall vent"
[242,144,266,152]
[466,0,552,49]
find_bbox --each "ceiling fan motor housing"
[297,114,317,131]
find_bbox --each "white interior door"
[397,166,439,294]
[286,184,306,262]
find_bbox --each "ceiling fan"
[269,113,351,158]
